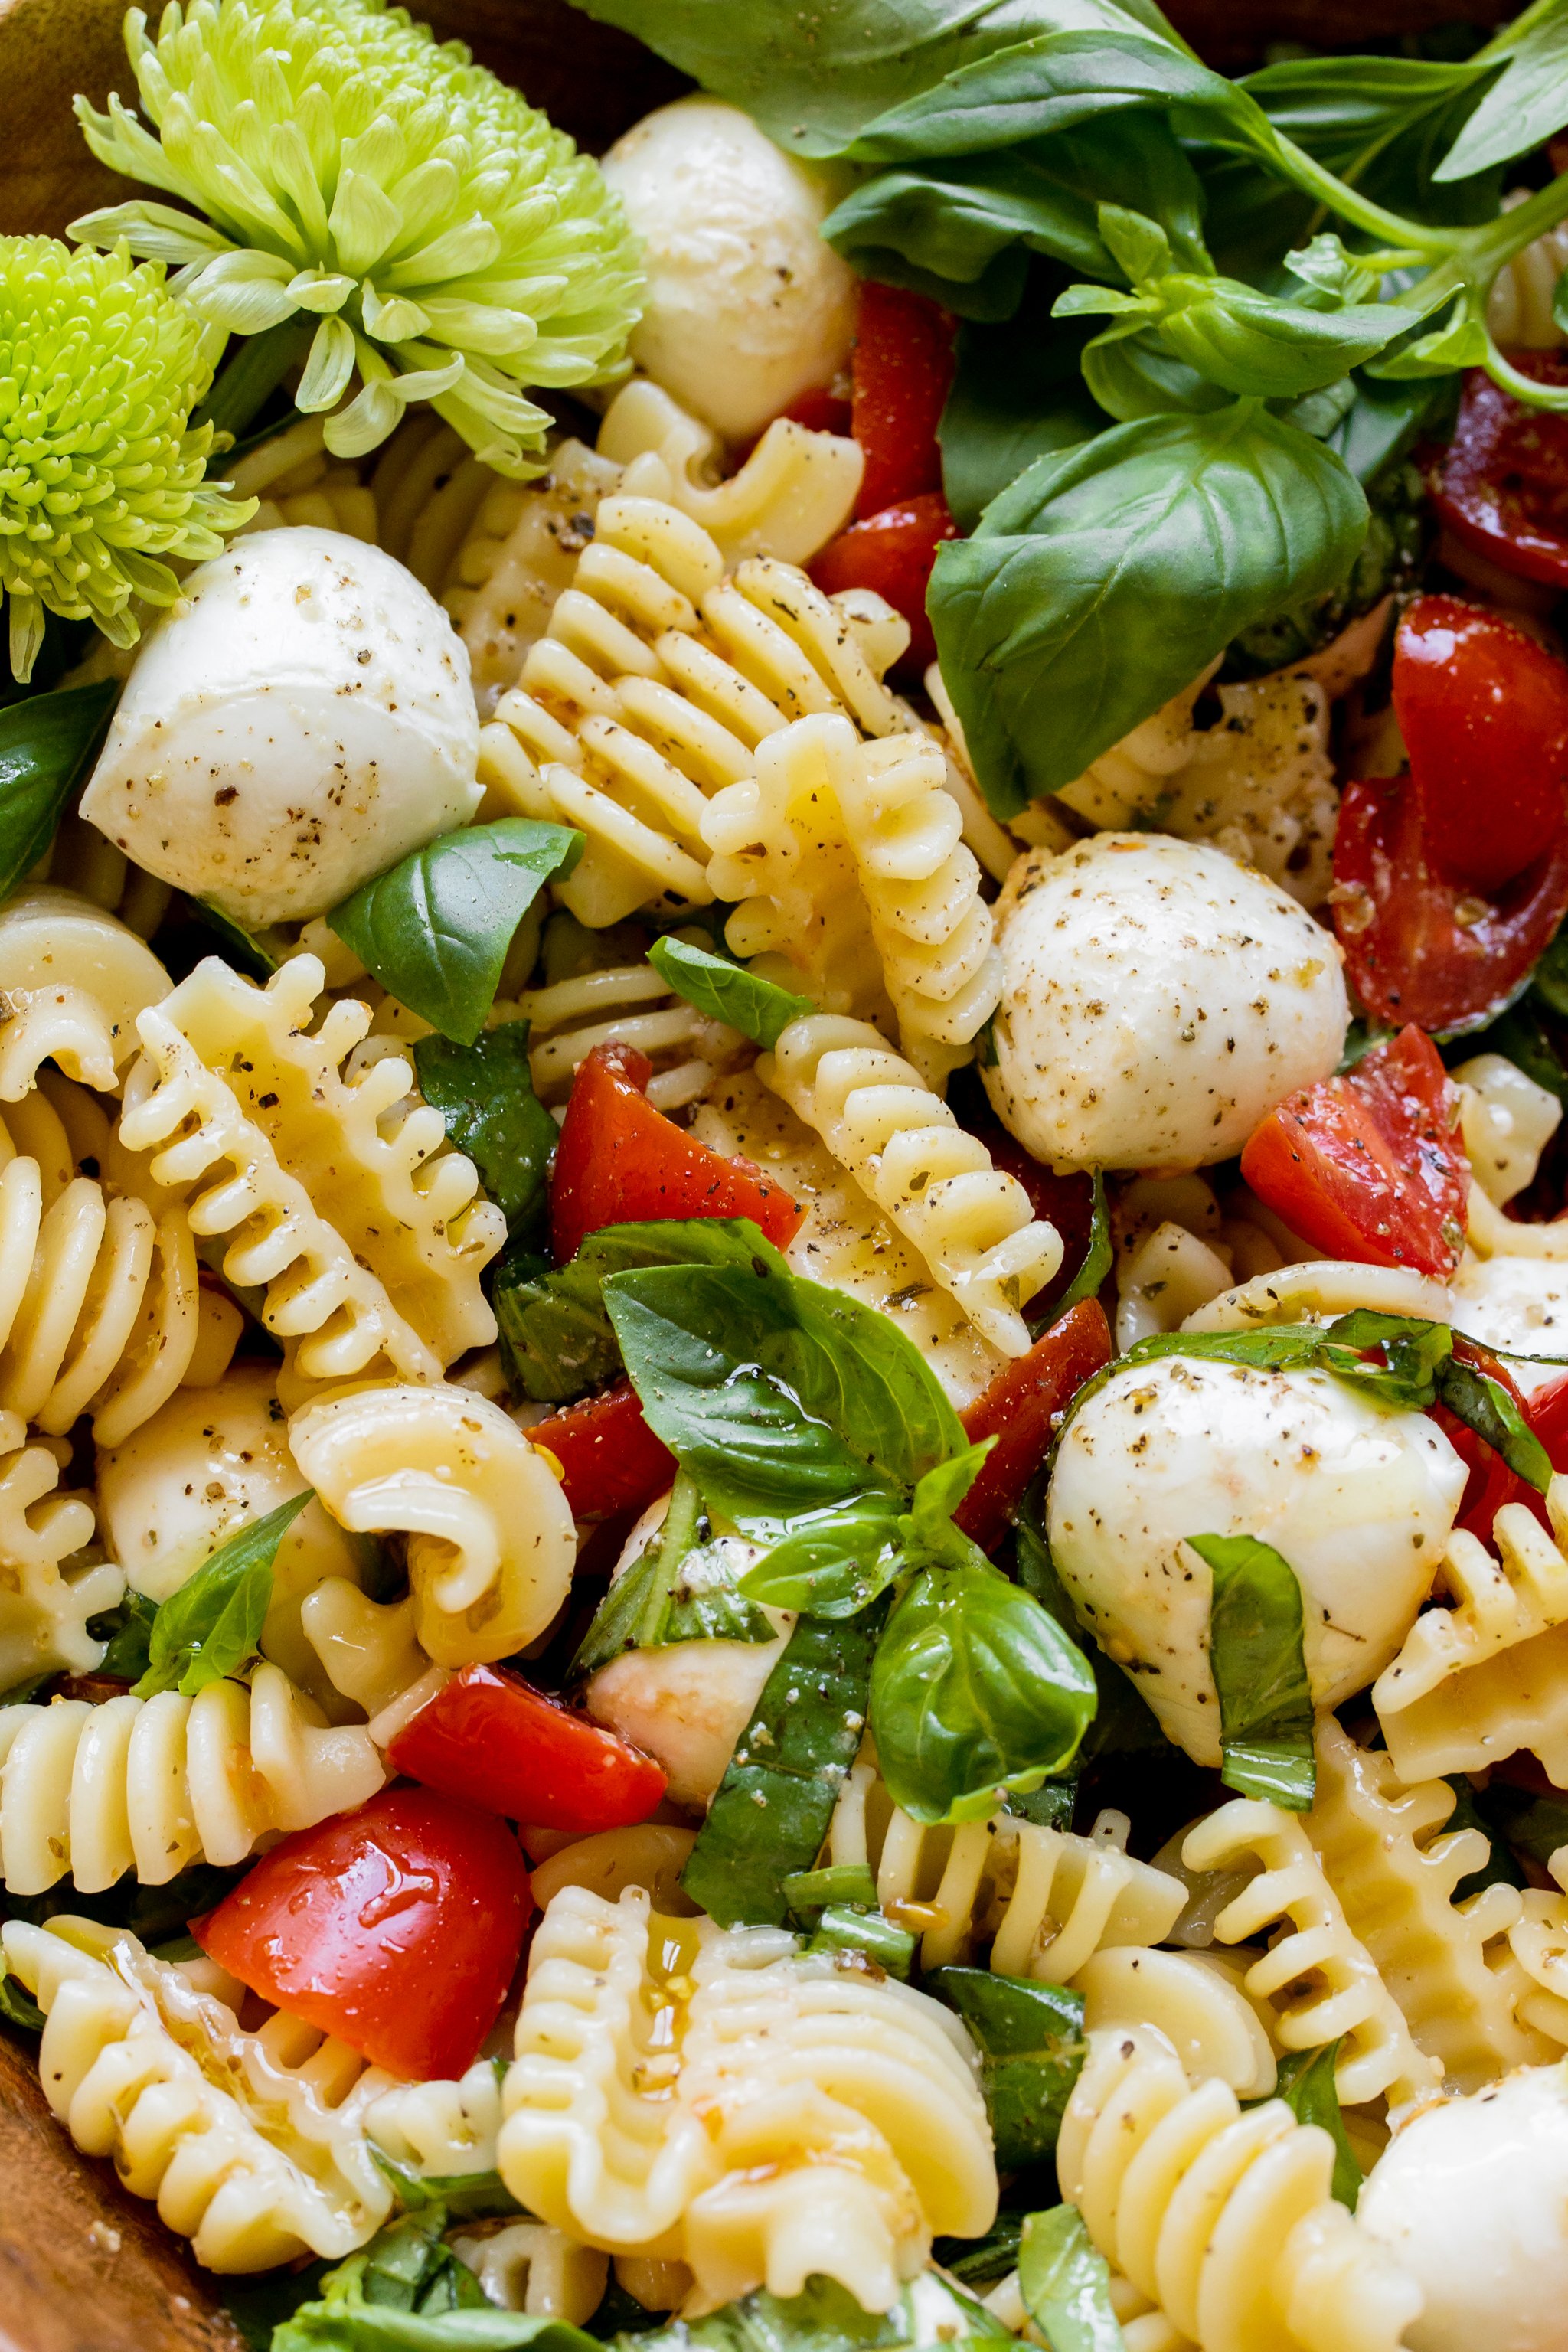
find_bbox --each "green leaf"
[133,1492,314,1698]
[0,1965,44,2034]
[680,1606,884,1928]
[1014,1480,1166,1763]
[328,820,583,1048]
[737,1494,906,1619]
[88,1589,158,1684]
[1187,1531,1315,1810]
[497,1216,785,1408]
[604,1256,965,1541]
[1438,1358,1553,1492]
[1268,2043,1362,2211]
[1144,277,1416,400]
[932,1968,1087,2166]
[929,403,1367,814]
[413,1023,557,1240]
[646,936,812,1051]
[1018,2206,1125,2352]
[870,1557,1097,1824]
[1230,52,1503,230]
[1471,1779,1568,1874]
[1081,325,1232,421]
[569,1467,776,1680]
[369,2146,521,2223]
[805,1902,918,1977]
[942,309,1103,529]
[935,2216,1027,2291]
[1445,1773,1526,1901]
[0,681,117,899]
[780,1862,879,1919]
[274,2194,598,2348]
[191,898,286,978]
[1050,1171,1110,1322]
[1436,0,1568,181]
[609,2274,1016,2352]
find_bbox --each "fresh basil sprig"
[0,680,117,900]
[328,819,582,1047]
[932,1968,1088,2167]
[1435,0,1568,182]
[133,1492,312,1699]
[1187,1531,1315,1811]
[1018,2204,1125,2352]
[569,1467,776,1681]
[1266,2043,1361,2211]
[413,1023,557,1242]
[646,934,813,1050]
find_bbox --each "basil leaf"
[1437,1357,1553,1493]
[781,1862,879,1918]
[1436,1,1568,181]
[1081,325,1231,421]
[942,309,1103,528]
[368,2146,521,2222]
[413,1023,557,1240]
[681,1606,882,1929]
[570,1468,776,1680]
[1018,2205,1125,2352]
[805,1902,918,1977]
[1445,1773,1525,1901]
[871,1557,1096,1824]
[1050,1171,1110,1322]
[191,899,286,979]
[737,1496,906,1619]
[930,404,1367,814]
[605,1257,965,1540]
[328,819,582,1048]
[0,1966,44,2034]
[273,2204,596,2350]
[1470,1779,1568,1874]
[1188,1531,1314,1810]
[606,2274,1015,2352]
[932,1968,1087,2166]
[496,1215,777,1406]
[936,2216,1027,2290]
[1015,1480,1166,1762]
[1268,2043,1361,2211]
[646,935,812,1051]
[1233,52,1502,227]
[0,680,117,899]
[88,1589,158,1684]
[0,1671,52,1707]
[1145,279,1416,400]
[133,1491,314,1699]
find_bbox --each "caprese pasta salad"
[4,2,1568,2349]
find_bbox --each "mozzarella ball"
[1449,1253,1568,1395]
[1359,2065,1568,2352]
[583,1492,793,1808]
[1047,1355,1465,1763]
[984,835,1349,1171]
[80,528,482,926]
[96,1363,365,1704]
[602,97,858,442]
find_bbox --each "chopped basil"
[413,1022,557,1241]
[132,1492,312,1699]
[932,1968,1087,2167]
[1189,1530,1315,1811]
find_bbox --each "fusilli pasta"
[0,1661,387,1892]
[1073,1947,1278,2099]
[442,436,622,711]
[761,1014,1063,1357]
[510,959,743,1112]
[0,1412,118,1694]
[1487,191,1568,348]
[0,887,170,1100]
[597,377,862,567]
[288,1384,575,1667]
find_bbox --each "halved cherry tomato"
[956,1300,1112,1555]
[1240,1025,1468,1279]
[850,283,956,518]
[388,1662,668,1833]
[1431,358,1568,590]
[1395,596,1568,896]
[534,1378,674,1520]
[550,1041,802,1265]
[781,384,853,439]
[811,492,959,668]
[196,1789,530,2081]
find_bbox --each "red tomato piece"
[196,1788,530,2082]
[1432,1339,1547,1542]
[1240,1025,1468,1280]
[850,283,956,518]
[1395,596,1568,895]
[1332,769,1568,1034]
[550,1040,802,1265]
[1528,1370,1568,1470]
[956,1300,1113,1556]
[1430,358,1568,590]
[388,1662,668,1833]
[534,1378,674,1520]
[782,384,854,439]
[811,492,959,669]
[979,1130,1101,1321]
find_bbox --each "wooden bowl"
[0,0,1519,2344]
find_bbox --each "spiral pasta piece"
[1,1921,394,2270]
[441,436,622,710]
[0,1413,119,1695]
[598,377,862,568]
[152,956,505,1364]
[0,887,171,1101]
[1183,1799,1440,2112]
[508,959,743,1112]
[0,1661,387,1893]
[760,1014,1063,1356]
[288,1383,575,1668]
[1487,194,1568,348]
[1057,2027,1422,2352]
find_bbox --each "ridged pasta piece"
[442,436,622,711]
[1307,1716,1549,2091]
[1,1920,394,2270]
[449,2219,609,2324]
[1057,2026,1422,2352]
[691,1067,1004,1409]
[1183,1798,1441,2111]
[497,1885,997,2316]
[288,1384,575,1668]
[1487,192,1568,348]
[118,1003,441,1396]
[760,1014,1063,1357]
[826,1753,1185,1981]
[598,377,862,567]
[365,2056,505,2178]
[0,1661,387,1892]
[1506,1848,1568,2045]
[1371,1480,1568,1783]
[0,887,171,1101]
[153,956,505,1364]
[508,960,743,1112]
[1453,1052,1563,1208]
[0,1409,119,1695]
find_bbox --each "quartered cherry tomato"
[1436,1345,1568,1544]
[550,1040,802,1265]
[388,1663,668,1834]
[1431,358,1568,590]
[1332,598,1568,1032]
[533,1378,674,1521]
[849,282,956,518]
[1240,1024,1468,1279]
[956,1300,1112,1555]
[811,492,959,668]
[197,1788,530,2081]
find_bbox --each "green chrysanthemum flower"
[0,234,253,681]
[70,0,644,476]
